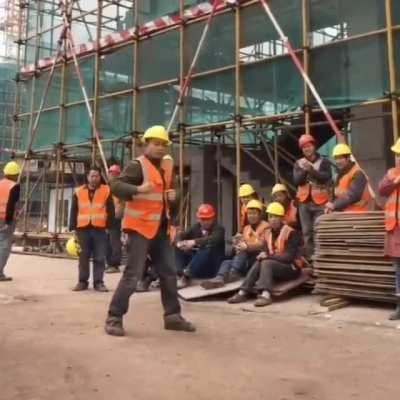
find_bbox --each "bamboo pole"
[302,0,311,136]
[179,0,185,228]
[132,0,139,159]
[235,2,241,231]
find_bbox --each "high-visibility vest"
[265,224,305,269]
[334,164,371,212]
[0,178,16,221]
[240,203,248,232]
[384,167,400,232]
[243,220,269,247]
[123,155,172,239]
[284,200,297,226]
[76,184,110,229]
[296,157,330,205]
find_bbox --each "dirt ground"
[1,254,400,400]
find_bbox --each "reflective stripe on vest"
[296,157,329,205]
[123,156,172,239]
[76,184,110,228]
[384,168,400,232]
[334,164,371,212]
[0,178,16,221]
[243,220,269,246]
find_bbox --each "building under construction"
[1,0,400,250]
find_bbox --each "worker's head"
[246,200,263,225]
[87,166,102,188]
[391,138,400,165]
[332,143,352,171]
[142,126,170,160]
[108,164,121,179]
[298,134,316,159]
[196,204,216,230]
[266,202,285,230]
[271,183,290,205]
[3,161,21,181]
[239,184,256,205]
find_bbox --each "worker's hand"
[166,189,177,202]
[256,251,267,261]
[324,202,335,214]
[302,160,313,172]
[136,181,153,194]
[393,175,400,185]
[236,242,248,252]
[185,239,196,250]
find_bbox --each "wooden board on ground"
[178,280,243,301]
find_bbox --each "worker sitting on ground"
[227,202,305,307]
[238,183,260,231]
[175,204,225,288]
[325,144,372,214]
[271,183,299,229]
[379,138,400,320]
[201,200,268,290]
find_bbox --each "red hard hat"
[108,164,121,176]
[298,134,315,149]
[196,204,216,220]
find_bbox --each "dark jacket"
[177,222,225,250]
[4,183,20,225]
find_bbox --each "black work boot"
[105,315,125,336]
[389,304,400,320]
[94,282,109,292]
[72,282,88,291]
[201,275,225,290]
[0,274,12,282]
[164,314,196,332]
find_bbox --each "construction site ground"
[1,254,400,400]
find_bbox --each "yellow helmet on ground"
[239,183,255,198]
[266,202,285,217]
[391,138,400,154]
[246,199,263,211]
[3,161,21,176]
[271,183,288,196]
[66,237,80,257]
[332,143,352,157]
[142,125,171,145]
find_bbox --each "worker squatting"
[1,127,400,335]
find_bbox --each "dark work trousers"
[298,201,324,260]
[175,246,225,279]
[106,225,122,267]
[76,229,108,285]
[217,251,256,278]
[241,259,300,293]
[108,227,181,318]
[394,258,400,296]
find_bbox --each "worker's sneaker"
[136,278,152,292]
[94,283,109,292]
[201,275,225,290]
[177,275,191,289]
[72,282,88,291]
[105,316,125,336]
[227,292,248,304]
[0,274,12,282]
[254,295,273,307]
[105,266,120,274]
[164,314,196,332]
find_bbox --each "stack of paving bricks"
[313,211,396,303]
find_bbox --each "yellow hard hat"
[391,138,400,154]
[3,161,21,176]
[271,183,288,196]
[246,199,263,211]
[332,143,352,157]
[239,183,255,198]
[266,202,285,217]
[142,125,171,145]
[66,237,80,257]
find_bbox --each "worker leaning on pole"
[0,161,21,282]
[293,134,332,260]
[379,138,400,320]
[325,143,372,214]
[105,125,195,337]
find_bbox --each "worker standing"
[379,138,400,320]
[238,183,259,231]
[69,166,115,292]
[325,144,372,213]
[0,161,21,281]
[271,183,298,229]
[105,164,123,274]
[105,126,195,336]
[293,134,332,259]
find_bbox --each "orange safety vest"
[240,203,248,232]
[243,220,269,247]
[384,168,400,232]
[265,224,305,269]
[76,184,110,229]
[334,164,372,212]
[123,155,173,239]
[0,178,16,221]
[296,157,330,205]
[284,200,297,226]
